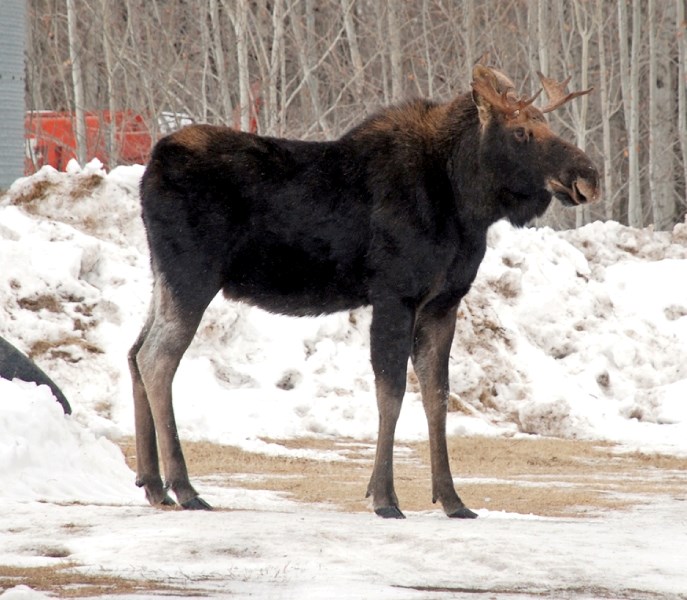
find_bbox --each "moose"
[129,62,599,519]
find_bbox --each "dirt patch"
[8,173,103,213]
[70,173,104,200]
[8,179,56,210]
[28,335,103,362]
[0,564,191,598]
[118,436,687,517]
[17,294,64,313]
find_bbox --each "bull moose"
[129,62,599,519]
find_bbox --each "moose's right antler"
[537,72,593,113]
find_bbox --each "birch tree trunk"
[648,0,676,230]
[618,0,643,227]
[100,0,117,165]
[677,0,687,212]
[209,0,233,123]
[462,0,475,84]
[267,0,285,136]
[537,0,549,77]
[527,1,539,82]
[290,0,330,135]
[340,0,364,104]
[526,0,550,93]
[66,0,87,165]
[225,0,250,132]
[573,0,592,227]
[388,2,403,102]
[596,0,615,221]
[374,3,390,104]
[198,3,212,123]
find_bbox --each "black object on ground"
[0,335,72,414]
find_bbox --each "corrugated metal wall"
[0,0,26,190]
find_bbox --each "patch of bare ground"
[118,436,687,517]
[8,179,55,210]
[0,564,198,598]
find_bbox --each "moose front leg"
[412,306,478,519]
[366,300,415,519]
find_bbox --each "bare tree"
[266,0,286,135]
[340,0,365,103]
[677,0,687,213]
[617,0,643,227]
[65,0,86,165]
[461,0,476,84]
[572,0,593,227]
[648,0,677,230]
[387,2,403,102]
[289,0,332,135]
[209,0,234,123]
[596,0,618,221]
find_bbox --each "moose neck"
[437,95,505,233]
[439,94,554,233]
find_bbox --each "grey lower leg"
[366,380,405,518]
[412,308,477,518]
[129,306,173,505]
[367,300,415,518]
[134,280,215,509]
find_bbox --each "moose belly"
[223,238,369,317]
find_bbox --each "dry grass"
[9,179,55,210]
[119,435,687,517]
[0,564,199,598]
[70,173,104,200]
[28,335,103,362]
[8,173,103,214]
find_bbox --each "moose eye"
[513,127,528,142]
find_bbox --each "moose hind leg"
[134,278,216,510]
[412,307,477,519]
[129,303,175,507]
[366,300,415,519]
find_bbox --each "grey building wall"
[0,0,27,190]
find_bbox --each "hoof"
[448,506,478,519]
[160,494,177,507]
[181,496,213,511]
[139,480,176,508]
[375,506,406,519]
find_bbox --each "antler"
[472,65,542,118]
[537,72,593,113]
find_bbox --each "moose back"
[129,63,599,519]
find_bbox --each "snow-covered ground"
[1,161,686,599]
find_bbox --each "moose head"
[470,64,600,225]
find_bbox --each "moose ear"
[471,65,501,126]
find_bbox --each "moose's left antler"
[472,64,543,118]
[537,72,593,113]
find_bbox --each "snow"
[1,162,686,598]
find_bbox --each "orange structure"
[25,90,262,175]
[24,111,153,174]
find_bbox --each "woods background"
[25,0,687,230]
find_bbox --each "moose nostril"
[574,177,599,204]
